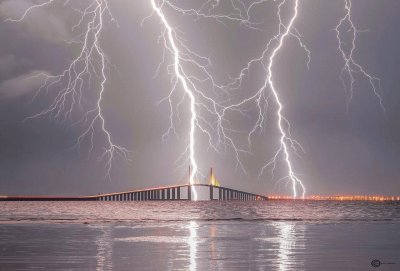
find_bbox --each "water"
[0,201,399,270]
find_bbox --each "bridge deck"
[0,184,268,201]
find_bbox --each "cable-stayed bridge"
[0,168,268,201]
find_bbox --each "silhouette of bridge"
[95,183,267,201]
[0,168,268,201]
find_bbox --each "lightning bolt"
[5,0,384,200]
[146,0,309,199]
[335,0,385,111]
[263,0,306,199]
[146,0,272,199]
[150,0,199,200]
[6,0,131,179]
[219,0,307,198]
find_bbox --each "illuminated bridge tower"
[82,167,268,201]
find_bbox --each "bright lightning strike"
[5,0,385,199]
[263,0,306,199]
[221,0,307,198]
[6,0,131,179]
[150,0,199,200]
[145,0,269,199]
[335,0,385,111]
[146,0,308,198]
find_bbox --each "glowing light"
[7,0,386,199]
[150,0,199,200]
[145,1,269,197]
[268,195,400,201]
[188,221,198,271]
[263,0,305,199]
[226,0,307,198]
[146,0,310,198]
[4,0,56,23]
[95,226,113,271]
[276,223,296,271]
[6,0,131,179]
[335,0,385,111]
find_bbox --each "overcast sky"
[0,0,399,196]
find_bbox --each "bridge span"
[0,168,268,201]
[95,184,267,201]
[0,184,267,201]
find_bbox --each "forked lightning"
[7,0,384,198]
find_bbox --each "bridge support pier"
[92,184,267,201]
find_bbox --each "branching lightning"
[145,0,309,198]
[260,0,306,198]
[335,0,385,111]
[150,0,199,200]
[6,0,131,179]
[209,0,308,198]
[6,0,384,198]
[147,0,266,199]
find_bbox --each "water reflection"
[95,226,113,271]
[209,223,223,271]
[188,221,198,271]
[275,222,305,271]
[209,223,217,261]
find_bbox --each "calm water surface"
[0,201,399,270]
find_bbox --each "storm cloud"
[0,0,399,197]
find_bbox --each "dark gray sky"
[0,0,399,196]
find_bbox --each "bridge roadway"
[0,184,268,201]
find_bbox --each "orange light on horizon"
[267,195,400,201]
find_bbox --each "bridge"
[0,168,268,201]
[95,183,267,201]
